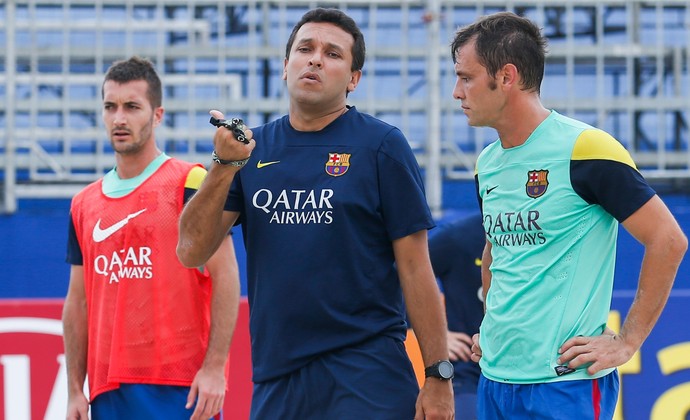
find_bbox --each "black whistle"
[209,117,249,144]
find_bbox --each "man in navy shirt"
[177,7,454,420]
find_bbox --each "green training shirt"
[475,111,655,383]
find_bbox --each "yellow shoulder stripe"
[572,129,638,170]
[185,166,208,189]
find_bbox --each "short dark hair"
[102,56,162,108]
[450,12,547,93]
[285,8,366,72]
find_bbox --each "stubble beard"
[110,118,155,156]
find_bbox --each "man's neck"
[115,146,162,179]
[288,105,348,132]
[496,101,550,149]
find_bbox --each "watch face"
[439,361,454,379]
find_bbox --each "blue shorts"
[478,370,619,420]
[90,383,222,420]
[250,335,419,420]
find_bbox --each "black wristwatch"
[425,360,454,380]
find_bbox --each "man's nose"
[112,108,127,125]
[453,82,465,100]
[308,52,323,68]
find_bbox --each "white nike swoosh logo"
[92,208,147,243]
[256,160,280,169]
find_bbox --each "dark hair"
[102,56,162,108]
[450,12,547,93]
[285,8,366,72]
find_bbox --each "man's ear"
[153,106,164,127]
[347,70,363,93]
[499,63,519,89]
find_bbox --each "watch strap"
[424,360,454,380]
[212,150,250,167]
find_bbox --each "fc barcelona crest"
[325,153,351,177]
[526,169,549,198]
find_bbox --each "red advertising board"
[0,299,252,420]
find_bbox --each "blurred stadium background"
[0,1,688,419]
